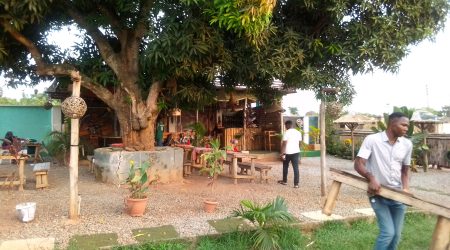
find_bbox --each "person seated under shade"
[1,131,15,150]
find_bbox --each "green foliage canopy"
[0,0,448,145]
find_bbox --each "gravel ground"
[0,156,448,248]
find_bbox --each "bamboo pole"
[69,71,81,220]
[243,97,247,151]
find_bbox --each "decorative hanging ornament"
[171,108,181,116]
[61,96,87,119]
[43,100,53,110]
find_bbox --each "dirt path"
[1,156,448,247]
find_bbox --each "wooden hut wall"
[223,127,263,151]
[79,107,118,147]
[254,107,282,132]
[167,109,216,135]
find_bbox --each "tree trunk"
[113,80,162,151]
[115,102,157,151]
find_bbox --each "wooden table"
[222,152,262,184]
[0,155,28,191]
[191,147,213,165]
[27,143,42,163]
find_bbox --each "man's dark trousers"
[282,153,299,185]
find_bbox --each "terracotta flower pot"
[125,197,149,216]
[203,200,218,213]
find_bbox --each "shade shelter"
[334,114,374,160]
[410,110,442,172]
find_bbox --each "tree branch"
[146,80,163,117]
[65,3,121,75]
[311,14,329,37]
[134,0,154,39]
[96,3,125,41]
[43,66,116,108]
[0,19,46,70]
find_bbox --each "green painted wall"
[0,106,54,142]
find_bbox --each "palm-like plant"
[186,122,207,146]
[232,196,294,250]
[45,131,70,165]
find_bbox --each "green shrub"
[232,196,295,250]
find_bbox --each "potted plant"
[124,160,158,216]
[201,139,227,213]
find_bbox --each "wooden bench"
[0,155,28,191]
[323,168,450,250]
[237,162,272,183]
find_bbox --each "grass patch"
[132,225,179,243]
[68,233,118,250]
[398,212,436,250]
[114,212,437,250]
[197,226,306,250]
[196,231,252,250]
[114,240,190,250]
[207,217,251,233]
[311,219,377,249]
[310,212,437,250]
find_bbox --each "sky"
[1,19,449,117]
[283,18,450,116]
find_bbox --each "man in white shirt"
[354,112,412,250]
[278,120,302,188]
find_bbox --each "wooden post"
[423,135,429,172]
[18,157,25,191]
[69,71,81,220]
[319,100,327,196]
[233,156,238,184]
[430,216,450,250]
[322,180,342,215]
[350,127,355,161]
[243,97,247,151]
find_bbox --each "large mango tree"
[0,0,448,151]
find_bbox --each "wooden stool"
[257,165,272,183]
[35,171,49,189]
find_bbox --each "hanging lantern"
[61,96,87,119]
[43,100,53,110]
[171,108,181,116]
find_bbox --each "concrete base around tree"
[93,146,184,184]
